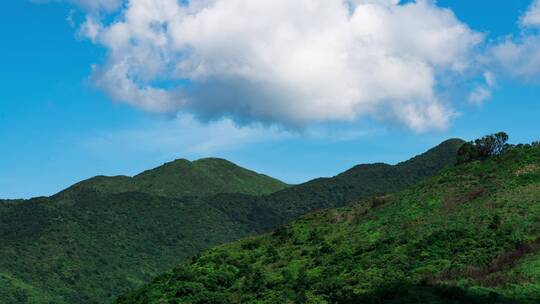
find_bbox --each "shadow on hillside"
[336,283,529,304]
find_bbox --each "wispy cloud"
[80,113,389,162]
[521,0,540,28]
[489,0,540,81]
[34,0,123,13]
[468,71,496,106]
[82,115,293,158]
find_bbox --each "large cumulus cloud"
[77,0,482,131]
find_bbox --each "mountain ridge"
[256,138,466,221]
[0,139,464,304]
[116,141,540,304]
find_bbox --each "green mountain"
[0,158,287,304]
[116,143,540,304]
[0,141,463,304]
[257,138,466,220]
[202,139,466,237]
[60,157,289,198]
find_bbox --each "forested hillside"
[0,141,463,303]
[117,143,540,304]
[257,139,465,220]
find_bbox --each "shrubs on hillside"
[457,132,510,164]
[115,142,540,304]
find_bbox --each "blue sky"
[1,0,539,199]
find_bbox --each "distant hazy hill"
[59,157,289,198]
[117,143,540,304]
[0,140,463,304]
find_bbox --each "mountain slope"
[0,141,463,304]
[0,158,287,304]
[209,138,465,231]
[0,192,256,304]
[61,157,289,198]
[117,143,540,304]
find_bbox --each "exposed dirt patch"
[433,237,540,287]
[515,164,540,176]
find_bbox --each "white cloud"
[468,86,492,106]
[78,16,103,42]
[66,0,482,131]
[90,61,182,112]
[483,71,496,87]
[468,71,496,106]
[490,0,540,80]
[490,36,540,80]
[521,0,540,28]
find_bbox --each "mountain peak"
[194,157,231,163]
[59,157,288,199]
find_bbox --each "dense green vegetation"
[457,132,510,164]
[117,143,540,304]
[0,158,288,304]
[201,139,465,236]
[0,141,462,303]
[0,192,256,303]
[260,139,465,220]
[61,157,289,197]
